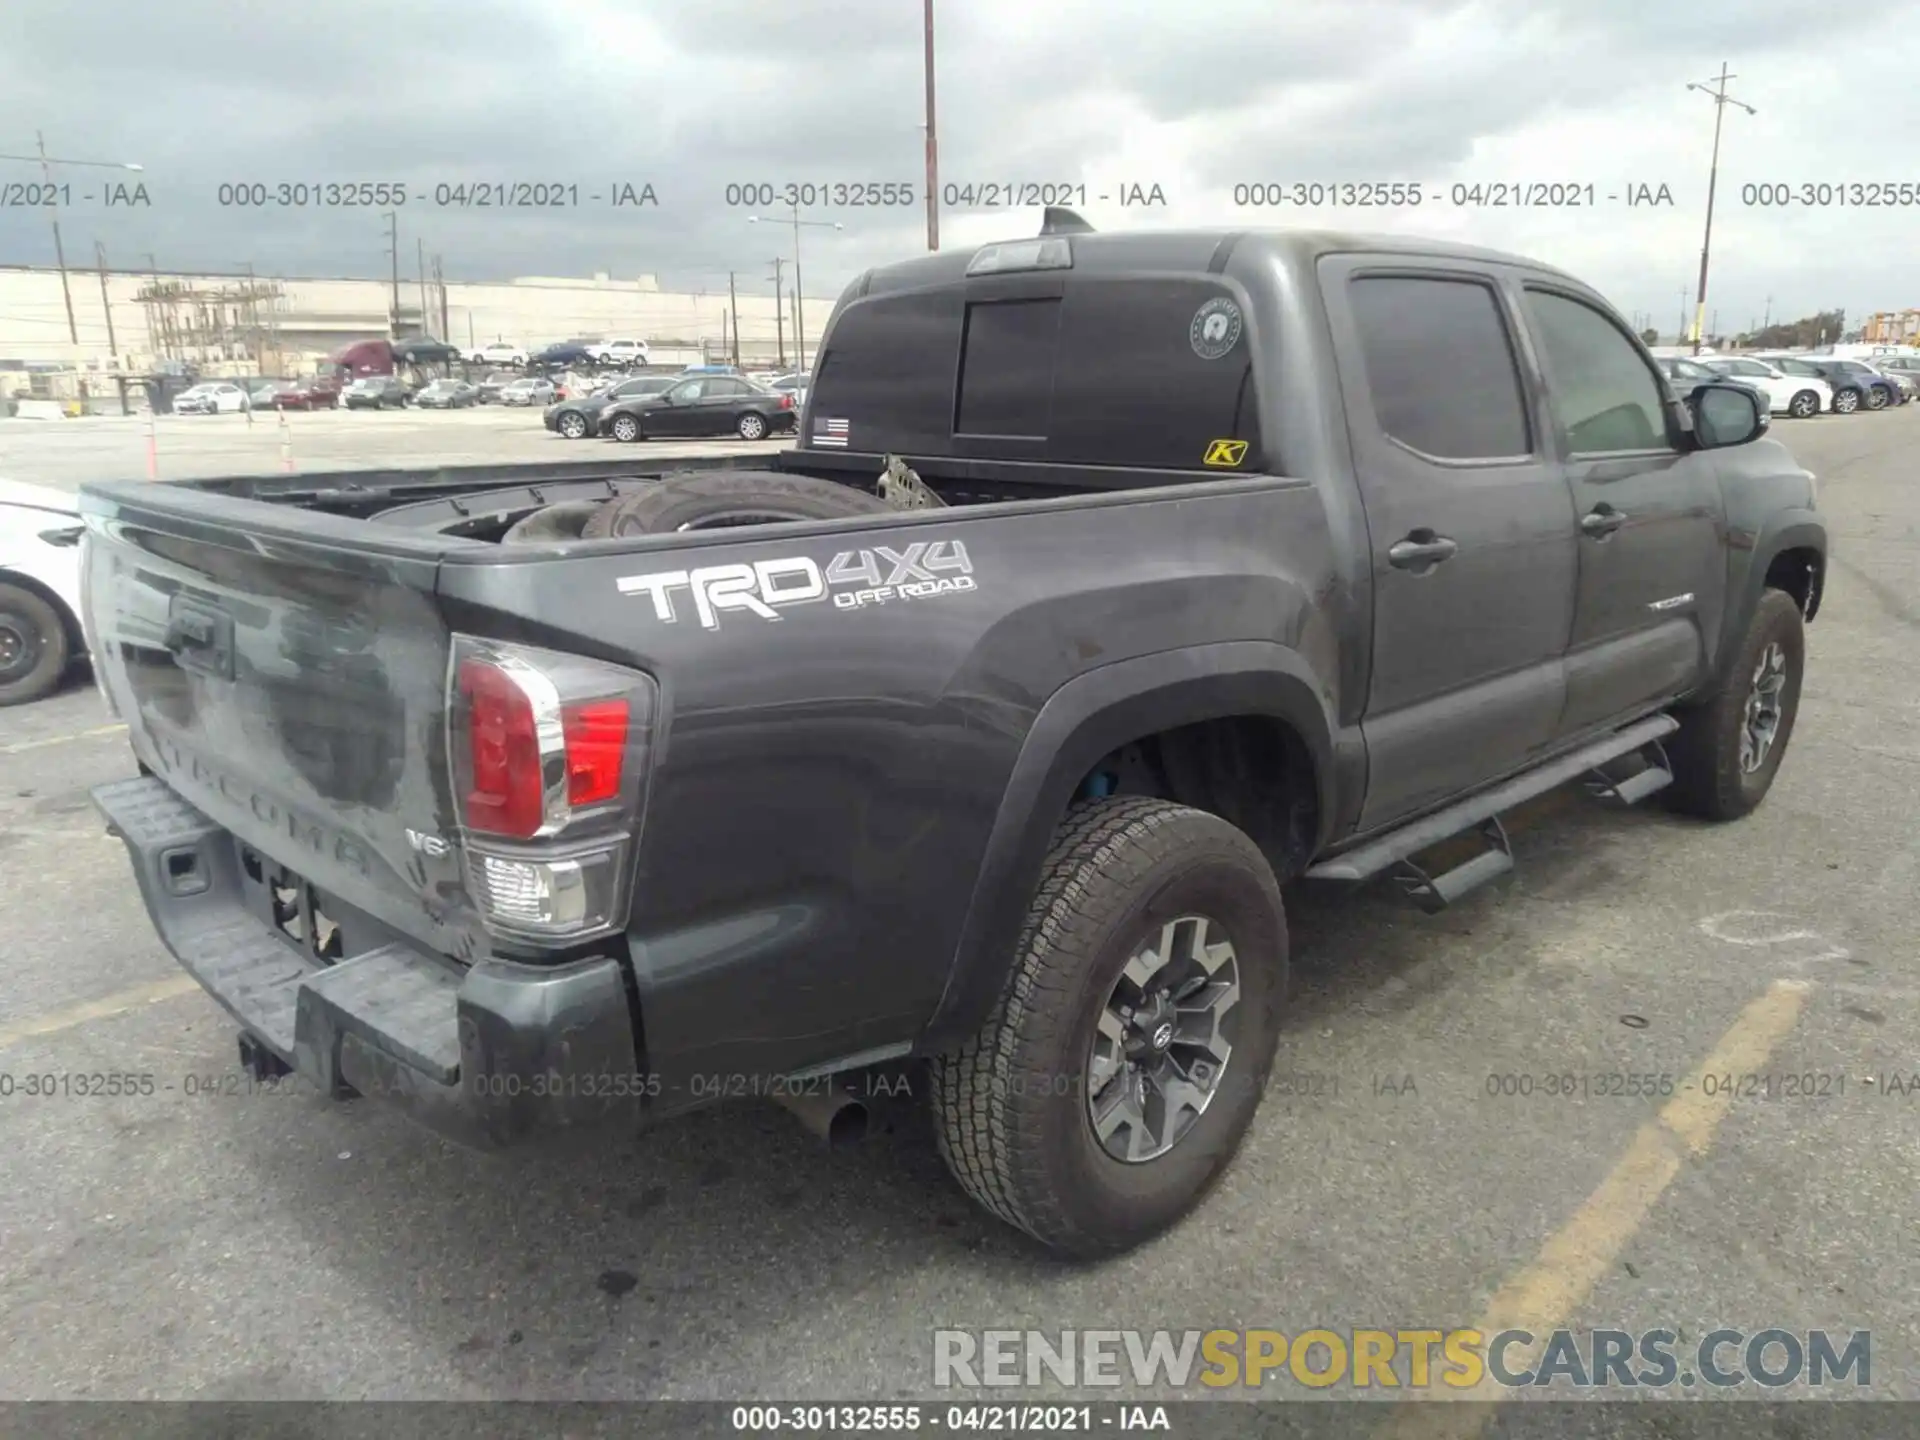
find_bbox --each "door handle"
[1581,506,1627,538]
[1387,531,1459,571]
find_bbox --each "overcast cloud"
[0,0,1912,332]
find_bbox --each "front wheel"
[1664,589,1805,821]
[557,411,589,439]
[1833,388,1860,414]
[930,797,1287,1258]
[1788,391,1819,419]
[736,411,768,440]
[1866,385,1890,411]
[0,582,70,707]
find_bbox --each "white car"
[764,372,810,407]
[588,338,650,365]
[0,479,86,705]
[173,381,252,415]
[1702,357,1832,420]
[468,341,528,367]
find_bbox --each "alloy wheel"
[1739,641,1788,775]
[1085,916,1240,1164]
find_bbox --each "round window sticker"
[1189,298,1243,360]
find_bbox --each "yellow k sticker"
[1203,438,1249,467]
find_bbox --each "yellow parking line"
[1374,976,1813,1437]
[0,722,127,755]
[0,975,202,1053]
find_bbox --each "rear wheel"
[1867,385,1890,411]
[1833,387,1860,414]
[0,583,70,707]
[580,470,893,537]
[1788,391,1819,419]
[1665,589,1805,821]
[930,797,1287,1257]
[736,411,769,440]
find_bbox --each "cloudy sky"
[0,0,1911,335]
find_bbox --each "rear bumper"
[93,775,646,1151]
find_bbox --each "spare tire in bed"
[579,470,894,538]
[500,499,608,543]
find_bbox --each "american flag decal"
[813,417,850,448]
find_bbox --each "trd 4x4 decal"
[616,540,976,630]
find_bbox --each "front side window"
[1524,290,1669,453]
[1349,275,1531,459]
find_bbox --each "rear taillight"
[779,393,794,409]
[448,637,657,944]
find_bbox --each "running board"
[1305,715,1681,908]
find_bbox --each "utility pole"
[382,211,400,338]
[923,0,940,251]
[1676,286,1691,345]
[728,271,741,365]
[1762,295,1772,332]
[769,258,786,369]
[1709,309,1719,344]
[94,241,119,363]
[1686,63,1755,354]
[417,237,429,338]
[38,133,79,345]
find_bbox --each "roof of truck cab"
[857,227,1582,296]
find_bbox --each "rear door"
[1320,256,1578,830]
[1517,285,1725,733]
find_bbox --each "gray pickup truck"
[80,214,1824,1258]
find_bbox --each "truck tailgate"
[80,485,477,960]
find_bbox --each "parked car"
[598,374,798,441]
[0,479,85,705]
[474,371,519,404]
[587,338,651,365]
[270,375,345,411]
[1699,357,1831,419]
[77,220,1825,1259]
[173,381,252,415]
[412,378,481,409]
[1653,357,1770,418]
[545,374,676,439]
[341,376,413,410]
[1856,362,1914,405]
[499,377,558,407]
[1758,356,1876,413]
[248,379,296,407]
[468,341,527,367]
[764,372,811,408]
[531,341,599,369]
[1870,352,1920,384]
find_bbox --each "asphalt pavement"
[0,407,1914,1416]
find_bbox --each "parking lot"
[0,408,1915,1408]
[0,404,791,495]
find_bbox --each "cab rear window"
[810,275,1261,471]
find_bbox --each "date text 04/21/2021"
[1229,181,1676,208]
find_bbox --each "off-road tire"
[1665,588,1805,821]
[501,499,606,544]
[930,797,1288,1258]
[0,582,71,707]
[580,471,892,537]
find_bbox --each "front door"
[654,378,707,435]
[1516,286,1727,734]
[1321,257,1578,831]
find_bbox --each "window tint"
[1729,360,1771,376]
[1524,290,1668,453]
[956,299,1061,437]
[1348,276,1530,459]
[671,380,705,401]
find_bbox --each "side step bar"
[1305,714,1680,911]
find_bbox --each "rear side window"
[956,299,1061,438]
[1348,276,1530,460]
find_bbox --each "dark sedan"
[341,376,412,410]
[599,374,798,442]
[545,374,676,439]
[270,376,344,410]
[413,378,480,409]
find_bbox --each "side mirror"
[1689,383,1765,448]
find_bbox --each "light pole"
[923,0,939,251]
[1686,64,1754,355]
[749,209,842,372]
[0,139,143,346]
